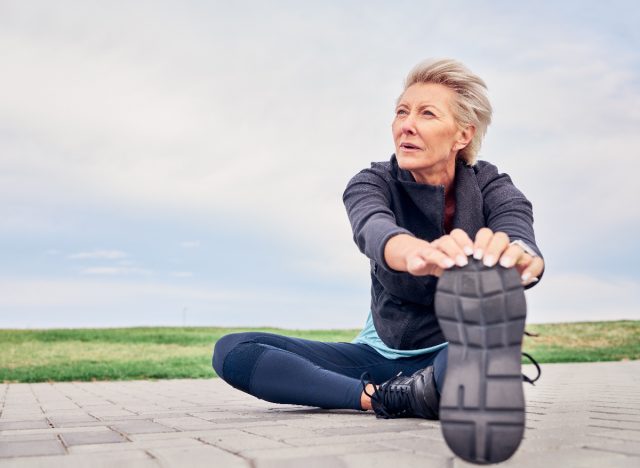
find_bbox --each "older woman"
[213,58,544,465]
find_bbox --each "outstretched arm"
[343,168,455,275]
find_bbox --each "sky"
[1,0,639,329]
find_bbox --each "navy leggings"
[212,332,448,410]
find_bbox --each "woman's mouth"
[400,142,422,151]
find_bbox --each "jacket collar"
[390,154,485,236]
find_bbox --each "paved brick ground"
[1,361,639,467]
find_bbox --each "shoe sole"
[435,259,527,465]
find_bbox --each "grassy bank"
[1,321,638,383]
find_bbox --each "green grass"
[1,321,638,383]
[523,320,640,363]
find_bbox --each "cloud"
[68,250,128,260]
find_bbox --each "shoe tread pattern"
[435,259,526,465]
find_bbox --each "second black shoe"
[435,258,528,465]
[361,366,440,420]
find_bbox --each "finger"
[483,231,510,267]
[406,250,453,276]
[450,228,474,256]
[432,235,468,267]
[407,256,429,275]
[521,257,544,284]
[423,248,456,270]
[498,244,524,268]
[473,228,493,260]
[515,253,534,275]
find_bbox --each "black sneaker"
[361,366,439,420]
[435,258,529,464]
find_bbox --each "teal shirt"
[352,311,448,360]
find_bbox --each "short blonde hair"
[402,58,492,164]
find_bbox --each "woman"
[213,58,544,465]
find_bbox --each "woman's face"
[392,83,471,176]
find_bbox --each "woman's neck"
[409,158,456,193]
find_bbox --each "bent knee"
[212,336,272,392]
[212,332,261,378]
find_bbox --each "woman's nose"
[401,114,417,134]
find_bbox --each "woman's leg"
[212,332,443,410]
[432,345,448,394]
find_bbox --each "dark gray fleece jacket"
[343,155,543,350]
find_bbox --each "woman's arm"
[473,162,545,286]
[343,168,455,274]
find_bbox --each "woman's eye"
[422,110,435,117]
[396,109,408,116]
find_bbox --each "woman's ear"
[453,125,476,151]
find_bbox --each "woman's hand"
[384,234,457,276]
[471,228,543,285]
[432,228,543,285]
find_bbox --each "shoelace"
[360,371,410,418]
[521,352,542,385]
[522,329,542,384]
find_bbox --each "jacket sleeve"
[343,168,413,271]
[475,161,544,286]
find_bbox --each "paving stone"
[59,430,127,446]
[588,429,640,442]
[242,442,389,461]
[0,426,110,437]
[0,434,59,443]
[522,425,589,440]
[284,431,408,448]
[582,439,640,457]
[254,455,347,468]
[152,417,219,431]
[0,439,65,458]
[107,420,177,435]
[280,418,371,429]
[0,412,44,421]
[68,437,204,454]
[0,421,50,431]
[103,413,188,421]
[339,450,452,468]
[87,409,137,419]
[313,421,426,436]
[587,420,640,431]
[376,435,453,458]
[242,424,318,440]
[198,431,289,452]
[47,414,99,428]
[188,411,262,421]
[0,450,158,468]
[148,445,249,468]
[396,428,447,442]
[127,426,284,442]
[47,421,107,429]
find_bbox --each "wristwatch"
[510,239,538,257]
